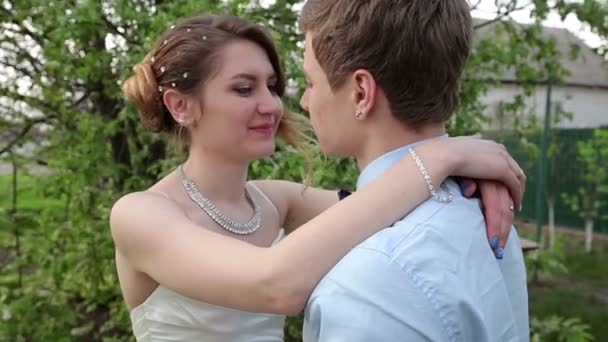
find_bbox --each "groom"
[298,0,529,341]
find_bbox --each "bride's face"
[188,40,284,162]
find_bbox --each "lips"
[250,123,274,130]
[249,123,275,135]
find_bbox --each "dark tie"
[338,189,352,201]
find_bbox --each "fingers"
[449,137,526,211]
[497,143,524,210]
[517,167,526,210]
[501,168,521,213]
[479,181,500,254]
[458,178,477,197]
[496,190,515,259]
[506,153,525,210]
[479,181,514,259]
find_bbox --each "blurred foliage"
[531,315,594,342]
[526,234,569,284]
[562,129,608,222]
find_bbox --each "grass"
[0,174,54,287]
[0,174,52,211]
[0,174,49,248]
[525,232,608,341]
[564,248,608,288]
[529,284,608,340]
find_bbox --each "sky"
[470,0,604,48]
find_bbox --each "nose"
[258,90,283,116]
[299,89,309,111]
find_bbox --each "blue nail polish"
[461,184,472,194]
[495,248,504,260]
[491,236,500,249]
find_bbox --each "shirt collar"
[356,135,448,190]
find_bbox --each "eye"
[233,85,253,96]
[268,82,280,94]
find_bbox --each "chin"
[318,139,352,157]
[250,141,277,158]
[317,137,338,155]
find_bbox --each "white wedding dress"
[129,285,285,341]
[129,184,286,341]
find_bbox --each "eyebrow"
[230,73,277,81]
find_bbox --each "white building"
[479,25,608,129]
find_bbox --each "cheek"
[198,103,244,139]
[273,113,283,134]
[276,99,284,121]
[307,90,323,122]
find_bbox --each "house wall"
[481,84,608,129]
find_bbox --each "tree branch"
[470,0,483,11]
[0,117,49,156]
[0,88,58,113]
[0,37,43,74]
[101,14,138,45]
[0,6,47,44]
[0,58,35,78]
[71,91,91,108]
[474,1,533,30]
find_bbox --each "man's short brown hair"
[300,0,472,129]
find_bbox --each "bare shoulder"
[109,191,187,255]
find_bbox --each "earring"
[355,111,364,120]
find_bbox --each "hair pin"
[183,72,189,79]
[160,66,166,73]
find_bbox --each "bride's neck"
[182,147,249,203]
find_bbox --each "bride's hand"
[438,136,526,211]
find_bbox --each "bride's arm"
[254,177,516,250]
[110,137,523,315]
[255,145,522,255]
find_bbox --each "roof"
[474,19,608,89]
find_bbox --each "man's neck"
[355,123,446,170]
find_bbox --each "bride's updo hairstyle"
[122,14,312,153]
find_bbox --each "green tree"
[562,129,608,252]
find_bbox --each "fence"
[489,128,608,234]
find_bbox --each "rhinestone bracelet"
[408,147,453,203]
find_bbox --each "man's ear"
[350,69,377,120]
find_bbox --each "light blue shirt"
[303,144,529,342]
